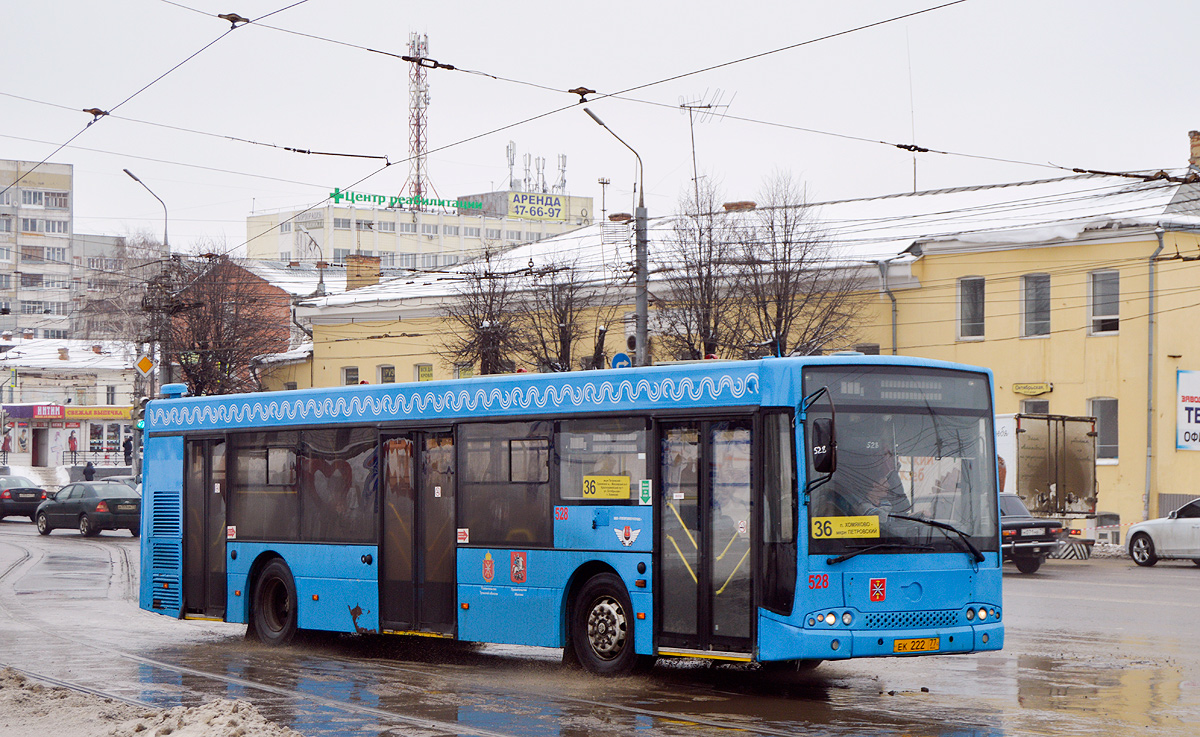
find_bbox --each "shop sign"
[329,188,482,211]
[1012,382,1052,396]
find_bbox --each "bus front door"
[183,438,226,618]
[659,419,754,658]
[380,431,456,636]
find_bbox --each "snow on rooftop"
[0,339,139,372]
[299,173,1200,310]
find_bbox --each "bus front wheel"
[570,573,638,676]
[252,559,299,645]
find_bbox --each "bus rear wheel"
[252,559,299,645]
[570,573,638,676]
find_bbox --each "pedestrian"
[68,430,78,464]
[123,436,133,466]
[84,461,95,481]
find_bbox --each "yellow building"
[292,137,1200,533]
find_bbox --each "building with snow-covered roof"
[285,130,1200,539]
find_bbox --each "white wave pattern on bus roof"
[148,373,760,429]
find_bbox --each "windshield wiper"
[826,543,935,565]
[888,513,986,563]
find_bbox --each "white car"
[1127,498,1200,566]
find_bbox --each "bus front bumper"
[758,614,1004,661]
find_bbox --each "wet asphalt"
[1,519,1197,736]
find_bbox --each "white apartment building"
[245,188,593,268]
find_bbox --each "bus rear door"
[380,431,456,636]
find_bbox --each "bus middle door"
[659,419,754,659]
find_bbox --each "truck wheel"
[569,573,638,676]
[1130,533,1157,567]
[1014,556,1042,574]
[252,559,299,645]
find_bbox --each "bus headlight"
[977,607,988,621]
[824,613,836,626]
[842,612,853,626]
[966,608,975,621]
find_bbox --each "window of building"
[0,274,9,289]
[20,218,42,233]
[1090,397,1118,460]
[44,192,69,209]
[20,273,42,288]
[485,228,501,240]
[332,248,351,263]
[355,219,374,230]
[1021,399,1050,414]
[377,221,396,233]
[280,221,292,233]
[442,225,459,236]
[398,222,416,233]
[46,247,66,263]
[505,230,522,241]
[0,217,11,233]
[415,363,433,382]
[421,224,438,235]
[22,190,43,207]
[44,276,68,289]
[279,251,291,262]
[1090,270,1119,334]
[465,227,481,238]
[87,257,103,270]
[106,385,116,404]
[20,301,43,315]
[0,191,11,206]
[459,421,553,547]
[333,218,351,230]
[526,232,542,242]
[421,253,437,269]
[0,247,10,261]
[44,220,68,235]
[42,329,68,340]
[378,365,395,383]
[443,254,460,266]
[455,364,474,379]
[958,277,985,339]
[380,253,395,267]
[342,366,359,385]
[283,382,298,391]
[104,258,119,271]
[398,253,416,269]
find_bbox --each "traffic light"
[133,396,149,431]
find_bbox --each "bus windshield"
[804,366,999,558]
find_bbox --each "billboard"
[1177,370,1200,450]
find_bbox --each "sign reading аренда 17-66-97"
[1177,370,1200,449]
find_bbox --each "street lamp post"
[123,168,168,399]
[584,109,648,367]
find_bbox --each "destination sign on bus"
[811,516,881,538]
[582,475,630,499]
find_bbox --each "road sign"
[135,356,155,377]
[612,352,631,369]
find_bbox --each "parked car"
[36,481,141,537]
[1000,492,1066,574]
[1128,498,1200,567]
[0,475,48,522]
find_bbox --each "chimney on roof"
[92,344,102,355]
[1190,131,1200,168]
[22,329,34,340]
[345,253,382,291]
[0,331,10,341]
[58,347,69,361]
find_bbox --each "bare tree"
[654,182,743,360]
[161,250,292,395]
[440,247,523,375]
[733,172,870,357]
[516,258,622,371]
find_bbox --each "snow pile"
[0,668,304,737]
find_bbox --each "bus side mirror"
[811,418,837,474]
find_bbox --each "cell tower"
[406,32,432,206]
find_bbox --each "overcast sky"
[4,0,1199,251]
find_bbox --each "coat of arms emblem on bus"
[616,526,641,546]
[870,578,887,602]
[482,552,494,583]
[510,552,527,583]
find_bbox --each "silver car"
[1127,498,1200,566]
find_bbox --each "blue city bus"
[138,355,1003,675]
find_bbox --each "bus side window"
[556,418,649,504]
[459,422,553,547]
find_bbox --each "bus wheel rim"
[586,596,627,658]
